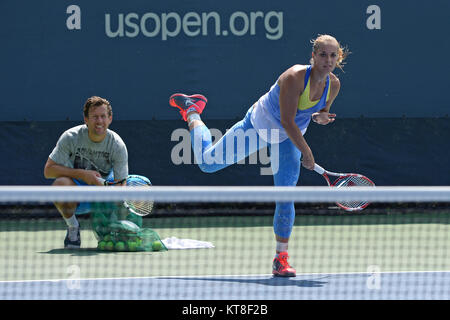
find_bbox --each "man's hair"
[83,96,112,118]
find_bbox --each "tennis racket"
[99,175,154,216]
[313,163,375,211]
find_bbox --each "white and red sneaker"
[272,252,296,277]
[169,93,207,121]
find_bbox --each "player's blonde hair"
[310,34,350,71]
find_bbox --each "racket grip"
[313,164,325,174]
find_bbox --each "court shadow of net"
[157,276,327,288]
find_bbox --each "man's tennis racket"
[313,163,375,211]
[99,175,154,216]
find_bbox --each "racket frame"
[98,176,154,216]
[313,164,375,211]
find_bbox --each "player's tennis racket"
[313,163,375,211]
[99,175,154,216]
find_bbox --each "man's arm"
[44,158,103,186]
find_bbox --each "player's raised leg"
[169,94,264,173]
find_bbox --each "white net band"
[0,186,449,203]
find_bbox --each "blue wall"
[1,118,449,186]
[1,1,449,120]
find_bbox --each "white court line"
[1,270,449,284]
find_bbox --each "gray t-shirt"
[49,125,128,181]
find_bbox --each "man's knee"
[52,177,76,186]
[52,177,78,215]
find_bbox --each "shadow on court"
[39,247,156,256]
[39,248,102,256]
[157,276,328,288]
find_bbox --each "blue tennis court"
[1,271,448,300]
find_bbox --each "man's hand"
[81,170,103,185]
[312,112,336,125]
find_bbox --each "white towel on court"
[161,237,215,250]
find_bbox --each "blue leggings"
[191,107,302,238]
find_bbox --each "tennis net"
[0,185,449,301]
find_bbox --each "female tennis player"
[170,34,348,277]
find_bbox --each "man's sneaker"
[272,252,296,277]
[64,225,81,249]
[169,93,207,121]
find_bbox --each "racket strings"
[125,177,154,215]
[336,175,375,209]
[340,200,367,210]
[129,201,154,215]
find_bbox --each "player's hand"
[301,152,315,170]
[312,112,336,125]
[81,170,103,186]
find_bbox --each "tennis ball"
[97,240,106,251]
[115,241,125,251]
[152,240,163,251]
[127,241,138,252]
[105,241,115,251]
